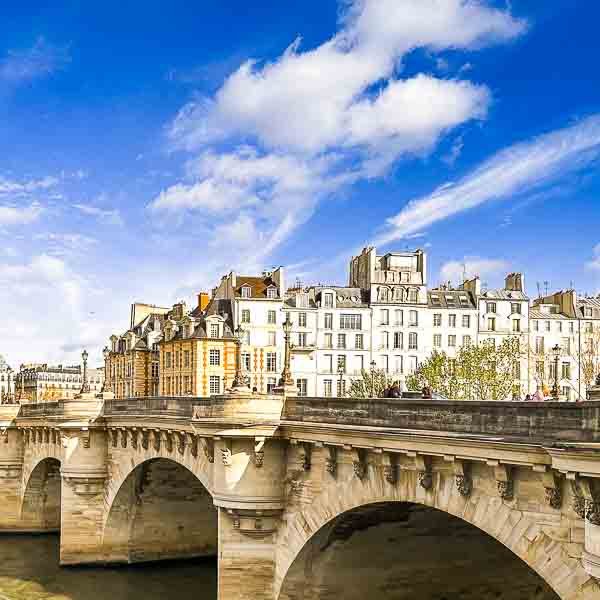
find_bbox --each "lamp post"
[102,346,110,393]
[278,315,294,389]
[80,349,90,393]
[551,344,561,401]
[6,366,12,404]
[338,364,345,397]
[370,360,377,398]
[231,325,248,390]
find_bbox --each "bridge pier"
[0,427,25,531]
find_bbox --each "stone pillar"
[0,427,24,530]
[59,427,108,565]
[212,434,285,600]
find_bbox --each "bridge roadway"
[0,392,599,599]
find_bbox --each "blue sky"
[1,0,599,366]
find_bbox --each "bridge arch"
[275,466,595,600]
[20,455,62,532]
[101,456,217,564]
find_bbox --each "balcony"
[290,343,316,354]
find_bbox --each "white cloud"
[0,175,59,195]
[586,244,600,271]
[439,257,509,285]
[0,37,70,84]
[375,114,600,245]
[73,203,124,226]
[0,203,44,225]
[157,0,524,262]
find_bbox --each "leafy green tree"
[347,368,394,398]
[407,337,523,401]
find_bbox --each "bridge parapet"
[282,397,600,443]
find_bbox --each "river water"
[0,535,217,600]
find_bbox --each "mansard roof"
[235,276,279,299]
[428,289,477,310]
[479,289,529,301]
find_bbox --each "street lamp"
[370,360,377,398]
[551,344,561,401]
[80,349,90,393]
[230,325,247,390]
[278,315,294,389]
[337,364,345,397]
[102,347,110,393]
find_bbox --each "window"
[433,334,442,348]
[408,356,418,374]
[533,321,539,332]
[511,303,521,314]
[209,349,221,366]
[209,376,221,395]
[449,314,457,328]
[268,331,277,346]
[512,319,521,333]
[380,309,389,325]
[448,335,456,347]
[165,352,172,368]
[586,322,593,334]
[240,286,251,298]
[433,313,442,327]
[562,362,571,379]
[241,352,251,371]
[324,293,334,308]
[355,334,364,350]
[569,322,575,334]
[381,331,389,349]
[210,323,220,338]
[393,332,403,350]
[409,310,418,326]
[324,354,333,373]
[240,309,251,324]
[394,355,403,374]
[336,378,346,397]
[381,355,389,372]
[324,333,333,349]
[268,310,277,325]
[408,332,418,350]
[535,337,545,354]
[337,333,347,349]
[545,321,551,332]
[183,376,190,394]
[298,312,307,327]
[340,314,362,330]
[486,302,497,314]
[266,352,277,372]
[562,386,571,401]
[267,287,277,299]
[243,330,251,345]
[487,317,496,331]
[462,335,472,346]
[298,332,308,347]
[536,360,545,378]
[337,355,346,373]
[462,315,471,328]
[184,350,190,367]
[267,378,277,393]
[395,309,403,326]
[175,351,180,369]
[324,379,333,397]
[557,321,563,333]
[355,354,364,371]
[296,379,307,397]
[562,337,571,354]
[324,313,333,329]
[151,362,159,378]
[408,289,418,303]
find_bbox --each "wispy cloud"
[0,37,70,85]
[73,203,124,226]
[375,114,600,245]
[0,203,43,225]
[586,243,600,271]
[0,175,59,196]
[439,257,509,285]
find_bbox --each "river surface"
[0,535,217,600]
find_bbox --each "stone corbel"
[150,429,160,452]
[0,428,8,444]
[220,439,233,467]
[254,437,265,468]
[453,459,472,498]
[494,464,514,501]
[325,445,337,477]
[43,428,50,444]
[200,437,214,463]
[352,448,366,480]
[415,455,433,490]
[63,475,106,497]
[163,431,173,454]
[176,432,186,455]
[130,429,139,451]
[382,451,397,485]
[226,508,282,539]
[186,434,198,458]
[541,470,562,509]
[291,440,311,471]
[120,428,128,449]
[573,477,600,525]
[109,428,118,448]
[141,429,149,450]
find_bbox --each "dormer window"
[210,323,220,338]
[241,285,252,298]
[267,286,278,299]
[323,292,334,308]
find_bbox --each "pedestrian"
[524,393,532,402]
[532,387,544,402]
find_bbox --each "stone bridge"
[1,393,600,599]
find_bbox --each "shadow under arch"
[278,501,561,600]
[20,457,62,532]
[101,457,217,564]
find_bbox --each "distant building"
[15,363,104,403]
[0,355,14,402]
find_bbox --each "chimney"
[197,292,210,312]
[505,273,524,292]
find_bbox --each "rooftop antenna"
[569,280,574,290]
[536,282,541,298]
[462,262,467,283]
[295,277,302,290]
